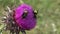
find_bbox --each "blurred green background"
[0,0,60,34]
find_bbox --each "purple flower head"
[14,4,37,30]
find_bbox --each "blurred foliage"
[0,0,60,34]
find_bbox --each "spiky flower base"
[2,6,26,34]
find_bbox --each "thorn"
[6,6,12,13]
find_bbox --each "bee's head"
[33,10,38,18]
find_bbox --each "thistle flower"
[14,4,37,30]
[3,2,37,34]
